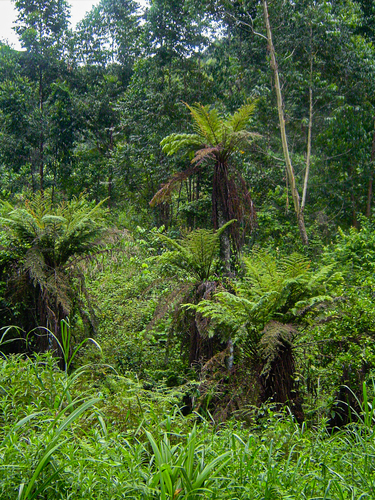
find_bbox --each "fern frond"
[191,249,338,355]
[279,252,310,278]
[185,297,244,331]
[216,219,236,238]
[158,222,235,281]
[306,264,335,290]
[185,103,223,145]
[226,100,257,132]
[150,166,199,207]
[191,147,219,164]
[160,133,202,156]
[260,321,297,379]
[291,295,334,315]
[158,234,194,267]
[0,209,40,243]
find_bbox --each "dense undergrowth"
[1,351,375,499]
[2,204,375,498]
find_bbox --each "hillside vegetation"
[1,0,375,498]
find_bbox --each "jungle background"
[2,0,375,498]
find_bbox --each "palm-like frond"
[226,100,257,132]
[55,197,107,265]
[0,193,107,318]
[158,220,235,282]
[185,292,250,332]
[150,166,200,207]
[160,133,202,156]
[226,130,261,154]
[0,209,41,245]
[185,103,223,145]
[191,289,279,339]
[161,102,258,160]
[191,147,219,165]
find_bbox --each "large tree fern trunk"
[260,322,304,422]
[212,161,232,274]
[183,281,218,367]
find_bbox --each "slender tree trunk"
[39,68,44,193]
[366,121,375,217]
[108,124,114,208]
[262,0,308,245]
[302,29,313,211]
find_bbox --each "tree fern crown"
[160,101,259,164]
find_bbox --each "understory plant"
[187,249,339,418]
[0,192,107,364]
[150,221,236,368]
[3,348,375,500]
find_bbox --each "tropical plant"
[145,425,230,499]
[151,222,236,368]
[190,251,335,348]
[157,220,235,282]
[187,250,338,412]
[156,102,259,272]
[0,192,107,364]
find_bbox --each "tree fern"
[158,101,258,269]
[186,250,338,351]
[186,251,338,414]
[160,133,202,156]
[158,220,236,281]
[0,192,107,363]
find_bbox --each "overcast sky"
[1,0,100,50]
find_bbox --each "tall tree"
[14,0,71,191]
[145,0,210,66]
[262,0,308,245]
[75,0,141,72]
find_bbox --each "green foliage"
[3,2,375,496]
[188,250,337,351]
[157,220,236,281]
[146,425,230,499]
[161,101,258,164]
[298,221,375,407]
[1,193,107,267]
[159,133,203,157]
[3,351,375,498]
[324,216,375,280]
[0,192,107,352]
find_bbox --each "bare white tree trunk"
[263,0,308,245]
[302,26,314,211]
